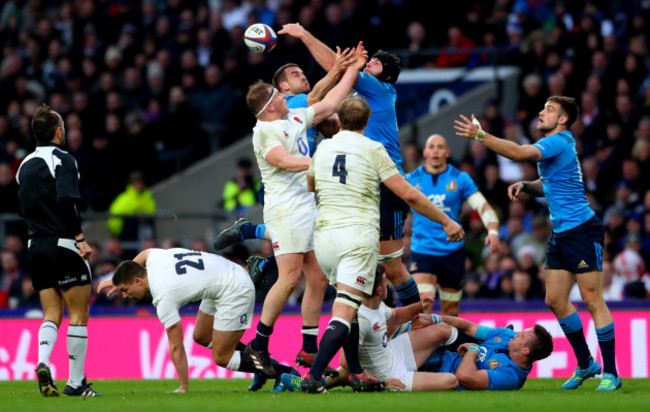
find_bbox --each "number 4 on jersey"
[332,154,347,184]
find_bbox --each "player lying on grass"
[96,248,296,393]
[284,271,554,391]
[282,266,458,392]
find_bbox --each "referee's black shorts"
[379,183,410,241]
[28,237,92,291]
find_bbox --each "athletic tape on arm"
[467,192,499,228]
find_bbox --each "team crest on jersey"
[373,323,381,331]
[293,117,303,124]
[414,183,421,190]
[272,241,279,250]
[409,262,417,271]
[284,131,289,138]
[494,337,502,342]
[488,360,501,369]
[446,180,457,192]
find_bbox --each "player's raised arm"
[454,114,542,162]
[311,58,360,125]
[279,23,336,71]
[306,46,355,106]
[165,321,189,393]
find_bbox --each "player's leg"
[213,217,269,250]
[411,372,458,391]
[437,248,465,316]
[381,238,420,306]
[248,252,303,376]
[379,186,420,306]
[193,309,215,347]
[298,251,328,357]
[36,288,64,397]
[577,270,620,390]
[412,272,437,314]
[408,323,455,367]
[546,268,600,388]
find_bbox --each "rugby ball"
[244,23,277,54]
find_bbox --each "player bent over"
[97,248,295,393]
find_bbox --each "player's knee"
[213,352,230,367]
[193,332,211,347]
[581,292,604,313]
[544,293,560,310]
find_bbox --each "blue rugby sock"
[559,311,592,369]
[596,322,618,377]
[240,224,258,240]
[394,277,421,307]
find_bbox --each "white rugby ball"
[244,23,277,54]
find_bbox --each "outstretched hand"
[278,23,307,39]
[507,181,524,202]
[443,219,465,242]
[96,278,119,297]
[454,114,481,140]
[332,46,357,72]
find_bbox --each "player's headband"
[256,87,277,116]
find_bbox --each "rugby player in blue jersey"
[454,96,621,391]
[280,22,422,308]
[407,134,501,316]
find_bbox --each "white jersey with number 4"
[146,248,252,328]
[308,130,400,230]
[252,107,316,222]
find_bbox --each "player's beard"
[536,119,556,134]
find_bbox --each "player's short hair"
[547,96,579,128]
[272,63,299,90]
[31,104,62,144]
[112,260,147,286]
[371,265,386,297]
[527,324,554,362]
[246,80,273,116]
[372,51,402,84]
[338,96,371,131]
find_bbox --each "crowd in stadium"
[1,0,650,309]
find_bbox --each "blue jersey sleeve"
[533,134,569,160]
[459,171,479,199]
[286,94,308,109]
[486,367,523,390]
[355,72,383,97]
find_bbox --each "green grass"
[1,378,648,412]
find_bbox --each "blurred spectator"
[107,171,157,242]
[0,250,37,308]
[614,232,650,298]
[221,158,260,216]
[434,26,476,68]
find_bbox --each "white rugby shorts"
[314,224,379,296]
[266,208,317,255]
[386,333,418,392]
[198,266,255,331]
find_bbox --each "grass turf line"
[1,378,648,412]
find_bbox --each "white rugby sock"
[38,321,58,366]
[67,325,88,387]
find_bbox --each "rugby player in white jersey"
[96,248,296,393]
[281,96,464,393]
[243,46,364,377]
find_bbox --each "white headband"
[256,88,277,117]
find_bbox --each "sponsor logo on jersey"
[415,183,421,190]
[373,322,381,331]
[240,314,248,324]
[494,337,502,342]
[488,359,501,369]
[578,260,588,269]
[40,340,50,346]
[272,241,279,250]
[409,262,417,272]
[284,131,289,138]
[356,276,366,286]
[446,180,457,192]
[81,275,88,281]
[293,117,303,124]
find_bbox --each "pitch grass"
[1,378,648,412]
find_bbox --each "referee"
[16,104,101,397]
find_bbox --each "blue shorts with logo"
[546,215,603,274]
[379,183,410,241]
[408,248,465,290]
